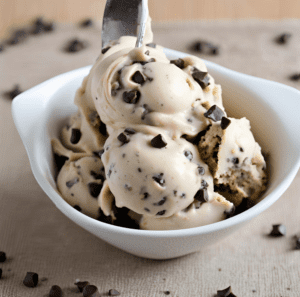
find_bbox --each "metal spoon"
[101,0,149,49]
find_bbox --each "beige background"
[1,0,300,37]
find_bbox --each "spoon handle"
[135,0,149,48]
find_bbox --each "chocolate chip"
[70,128,81,144]
[146,43,156,48]
[90,171,104,181]
[276,33,291,44]
[109,289,120,296]
[124,184,132,191]
[232,158,239,165]
[49,285,63,297]
[170,58,185,69]
[74,205,82,212]
[296,237,300,250]
[290,73,300,81]
[184,150,193,161]
[138,168,142,172]
[198,166,205,175]
[23,272,39,288]
[141,104,151,120]
[123,90,140,104]
[88,182,103,198]
[102,46,110,54]
[269,224,286,237]
[156,210,166,216]
[5,84,22,99]
[194,188,208,202]
[0,252,6,262]
[180,193,186,199]
[204,105,225,122]
[66,177,79,188]
[191,41,220,55]
[201,180,208,188]
[117,132,130,144]
[75,281,90,292]
[151,134,167,148]
[217,286,236,297]
[153,173,165,186]
[221,117,231,129]
[239,147,244,152]
[0,268,2,279]
[164,291,171,295]
[65,39,86,53]
[124,128,136,135]
[83,285,100,297]
[192,69,210,89]
[80,18,93,27]
[99,121,107,136]
[7,29,28,45]
[145,50,150,55]
[153,196,167,206]
[93,149,105,158]
[142,192,149,200]
[132,71,145,84]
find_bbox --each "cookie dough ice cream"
[52,16,267,230]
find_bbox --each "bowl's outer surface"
[12,48,300,259]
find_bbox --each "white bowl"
[12,48,300,259]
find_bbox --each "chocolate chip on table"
[146,43,156,48]
[194,188,209,202]
[191,40,220,55]
[49,285,63,297]
[156,210,166,216]
[221,117,231,129]
[124,128,136,135]
[109,289,120,296]
[153,173,165,186]
[198,166,205,175]
[217,286,236,297]
[65,38,86,53]
[170,58,185,69]
[75,281,90,292]
[192,69,210,89]
[80,18,94,27]
[70,128,81,144]
[289,73,300,81]
[23,272,39,288]
[204,105,225,122]
[184,150,193,161]
[151,134,167,148]
[0,252,6,262]
[88,182,103,198]
[5,84,22,99]
[66,177,79,188]
[74,205,82,212]
[269,224,286,237]
[164,291,171,295]
[153,196,167,206]
[83,285,100,297]
[123,90,141,104]
[102,46,111,54]
[132,71,145,84]
[275,33,291,44]
[117,132,130,144]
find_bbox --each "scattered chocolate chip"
[239,147,244,152]
[49,285,63,297]
[0,268,2,279]
[192,69,210,89]
[201,180,208,188]
[117,132,130,144]
[198,166,205,175]
[170,58,185,69]
[232,158,239,165]
[132,71,145,85]
[145,50,150,55]
[138,168,142,172]
[153,173,165,186]
[153,196,167,206]
[146,43,156,48]
[80,18,93,27]
[66,177,79,188]
[102,46,110,54]
[124,128,136,135]
[217,286,236,297]
[99,121,107,136]
[289,73,300,81]
[164,291,170,295]
[0,252,6,262]
[141,104,151,120]
[275,33,291,44]
[221,117,231,129]
[88,182,103,198]
[5,84,22,99]
[23,272,38,288]
[70,128,81,144]
[184,150,193,161]
[151,134,167,148]
[194,188,209,202]
[90,171,104,181]
[74,205,82,212]
[83,285,100,297]
[191,41,220,55]
[109,289,120,296]
[156,210,166,216]
[93,149,105,158]
[123,90,140,104]
[269,224,286,237]
[65,38,86,53]
[75,281,90,292]
[204,105,225,122]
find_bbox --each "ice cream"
[52,16,267,230]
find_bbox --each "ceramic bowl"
[12,48,300,259]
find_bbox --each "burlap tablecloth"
[0,19,300,297]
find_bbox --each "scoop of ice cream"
[101,127,212,217]
[57,156,105,218]
[140,193,234,230]
[199,117,267,206]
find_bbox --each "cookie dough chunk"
[199,117,267,206]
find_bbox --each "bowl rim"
[12,47,300,239]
